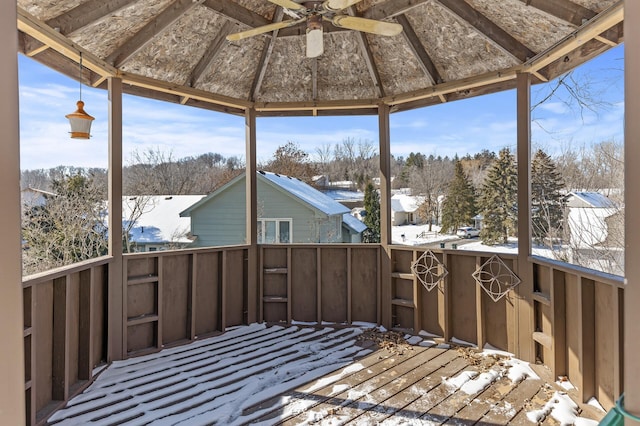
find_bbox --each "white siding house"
[391,194,424,226]
[122,195,205,252]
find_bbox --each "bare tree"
[22,173,108,275]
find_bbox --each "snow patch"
[527,391,597,426]
[443,370,478,391]
[460,369,502,394]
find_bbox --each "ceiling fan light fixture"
[306,14,324,58]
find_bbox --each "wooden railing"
[259,244,381,324]
[122,245,249,356]
[388,246,521,352]
[22,256,111,426]
[530,255,623,410]
[22,244,625,424]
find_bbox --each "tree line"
[20,138,623,274]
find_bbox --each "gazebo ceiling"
[17,0,623,116]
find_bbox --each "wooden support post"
[190,254,197,340]
[515,72,535,363]
[378,103,393,329]
[577,277,596,403]
[413,250,420,333]
[107,77,124,362]
[625,0,640,420]
[52,276,70,401]
[157,256,164,349]
[78,268,95,380]
[439,253,452,342]
[0,1,26,421]
[245,108,258,324]
[475,256,486,350]
[550,269,567,378]
[259,247,264,322]
[221,250,228,331]
[287,247,292,323]
[317,248,322,324]
[347,247,352,324]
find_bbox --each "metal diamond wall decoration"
[411,250,448,292]
[472,255,521,302]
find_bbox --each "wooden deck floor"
[47,324,605,425]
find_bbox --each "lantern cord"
[79,52,82,102]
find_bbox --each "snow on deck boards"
[48,325,604,425]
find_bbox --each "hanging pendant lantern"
[66,53,94,139]
[66,100,94,139]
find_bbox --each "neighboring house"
[391,194,424,226]
[324,189,365,209]
[566,191,618,248]
[342,212,367,243]
[180,171,367,246]
[565,191,624,274]
[123,195,205,252]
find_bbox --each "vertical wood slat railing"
[530,255,624,410]
[122,245,249,357]
[22,256,110,426]
[22,244,625,424]
[259,244,381,325]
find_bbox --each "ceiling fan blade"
[324,0,363,12]
[268,0,305,11]
[332,15,402,36]
[226,18,305,42]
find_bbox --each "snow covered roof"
[568,192,616,208]
[391,194,423,213]
[181,172,349,218]
[324,190,365,202]
[260,171,350,216]
[342,213,367,234]
[123,195,205,244]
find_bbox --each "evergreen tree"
[479,147,518,244]
[531,149,565,246]
[440,160,476,233]
[362,182,380,243]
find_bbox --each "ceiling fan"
[226,0,403,58]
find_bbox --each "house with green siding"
[180,171,366,246]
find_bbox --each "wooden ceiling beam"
[435,0,536,62]
[106,0,201,68]
[385,65,520,106]
[17,33,48,57]
[250,8,284,101]
[354,31,384,97]
[312,58,318,101]
[45,0,137,36]
[518,0,596,27]
[346,7,385,97]
[202,0,270,29]
[254,98,380,112]
[364,0,429,20]
[524,1,623,72]
[188,20,235,88]
[17,7,117,77]
[121,72,253,109]
[395,13,442,85]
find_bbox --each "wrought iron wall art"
[411,250,448,291]
[472,255,521,302]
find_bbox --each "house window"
[258,219,292,243]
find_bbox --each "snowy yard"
[48,324,604,425]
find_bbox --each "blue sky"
[18,45,623,170]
